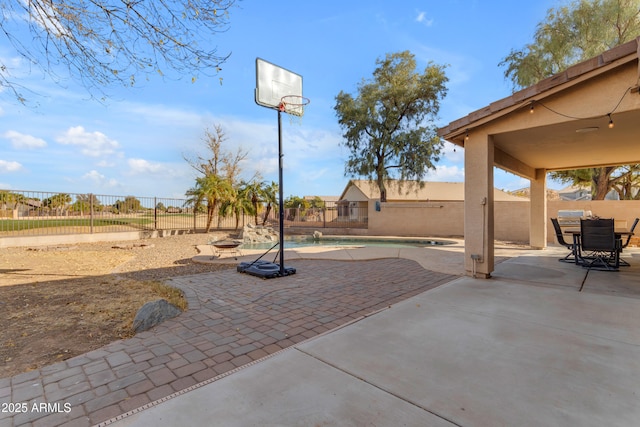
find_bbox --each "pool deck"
[194,237,497,276]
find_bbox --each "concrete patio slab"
[108,349,457,427]
[583,253,640,298]
[298,278,640,427]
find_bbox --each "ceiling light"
[575,127,599,133]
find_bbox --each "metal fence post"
[154,197,157,230]
[89,193,94,234]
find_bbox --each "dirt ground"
[0,233,236,379]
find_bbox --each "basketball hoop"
[279,95,310,125]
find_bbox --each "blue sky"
[1,0,562,200]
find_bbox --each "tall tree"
[183,124,252,229]
[1,0,237,103]
[261,181,278,225]
[238,180,267,226]
[218,189,245,230]
[334,51,448,202]
[43,193,72,216]
[185,175,233,232]
[499,0,640,199]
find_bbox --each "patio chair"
[579,219,620,271]
[551,218,576,263]
[619,217,638,266]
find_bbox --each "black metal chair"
[579,219,620,271]
[551,218,576,263]
[619,217,638,266]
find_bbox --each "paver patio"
[0,258,455,427]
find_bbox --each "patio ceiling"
[438,37,640,176]
[490,108,640,171]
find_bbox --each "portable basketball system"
[237,58,310,279]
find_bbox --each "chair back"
[580,219,616,252]
[622,217,639,248]
[550,218,569,246]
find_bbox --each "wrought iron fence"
[279,205,368,228]
[0,190,245,237]
[0,189,367,238]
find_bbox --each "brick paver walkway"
[0,259,456,427]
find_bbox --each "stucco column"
[530,168,547,249]
[464,133,494,278]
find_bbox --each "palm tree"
[186,175,233,232]
[238,180,267,226]
[261,181,278,225]
[43,193,72,216]
[218,187,249,230]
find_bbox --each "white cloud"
[56,126,120,157]
[83,170,105,181]
[96,160,115,167]
[424,164,464,182]
[415,11,434,26]
[82,170,119,188]
[120,102,204,127]
[127,158,165,174]
[0,159,23,173]
[441,141,464,163]
[3,130,47,149]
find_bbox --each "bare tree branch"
[0,0,237,103]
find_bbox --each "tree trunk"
[205,199,217,232]
[591,167,614,200]
[376,174,387,202]
[263,204,272,225]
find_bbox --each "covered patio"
[438,37,640,278]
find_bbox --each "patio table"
[564,229,633,266]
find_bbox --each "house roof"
[304,195,340,202]
[339,179,527,202]
[438,37,640,175]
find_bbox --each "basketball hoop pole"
[242,58,301,278]
[277,109,285,277]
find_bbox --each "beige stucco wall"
[368,202,465,237]
[546,200,640,241]
[367,199,640,244]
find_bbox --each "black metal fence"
[0,190,368,238]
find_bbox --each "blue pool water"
[241,236,456,250]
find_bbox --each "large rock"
[241,224,278,244]
[133,299,182,333]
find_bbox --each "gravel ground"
[1,231,238,286]
[106,232,237,280]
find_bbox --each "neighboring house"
[337,179,527,220]
[510,187,560,200]
[557,185,625,201]
[10,199,42,218]
[303,195,339,208]
[558,185,592,201]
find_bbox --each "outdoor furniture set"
[552,217,638,271]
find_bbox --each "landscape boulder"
[241,224,278,243]
[133,299,182,333]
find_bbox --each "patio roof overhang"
[438,37,640,179]
[436,37,640,278]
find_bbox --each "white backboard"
[255,58,303,111]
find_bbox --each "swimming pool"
[240,236,456,250]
